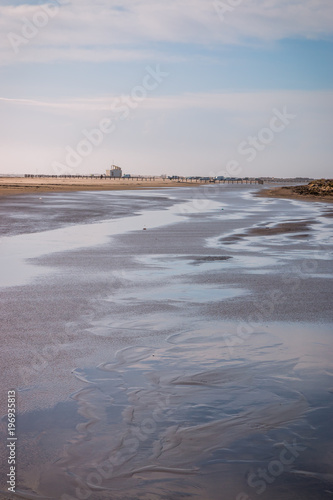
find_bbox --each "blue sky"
[0,0,332,177]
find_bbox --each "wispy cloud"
[1,90,332,113]
[1,0,332,65]
[1,1,332,177]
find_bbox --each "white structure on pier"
[106,165,122,178]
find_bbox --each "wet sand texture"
[0,185,332,499]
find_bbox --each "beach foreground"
[0,184,332,499]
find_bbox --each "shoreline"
[258,185,333,203]
[0,177,202,196]
[2,178,333,203]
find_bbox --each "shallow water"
[0,185,332,499]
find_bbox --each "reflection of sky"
[114,283,247,305]
[62,321,333,499]
[3,187,332,498]
[0,196,220,288]
[207,196,333,254]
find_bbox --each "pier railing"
[24,174,263,184]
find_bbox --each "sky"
[0,0,332,178]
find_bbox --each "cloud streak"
[1,1,331,178]
[1,90,332,113]
[1,0,333,65]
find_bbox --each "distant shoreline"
[2,177,332,203]
[258,185,333,203]
[0,177,200,196]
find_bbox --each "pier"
[24,174,264,184]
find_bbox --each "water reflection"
[13,324,333,500]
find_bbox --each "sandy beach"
[2,177,333,205]
[0,184,332,499]
[0,176,199,196]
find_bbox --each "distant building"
[106,165,122,178]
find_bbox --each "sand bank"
[258,185,333,203]
[0,176,200,196]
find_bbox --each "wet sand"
[0,184,332,499]
[0,177,199,196]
